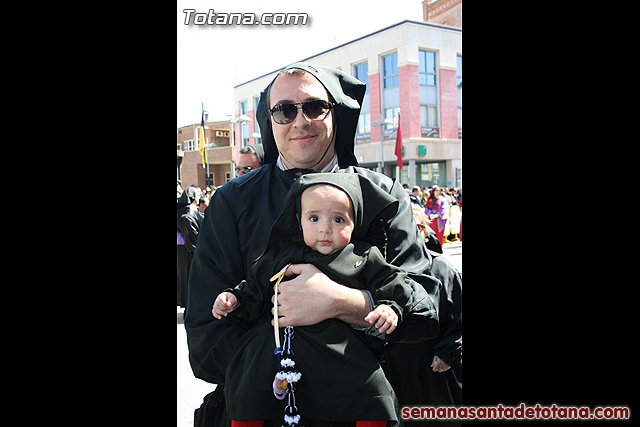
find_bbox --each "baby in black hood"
[214,173,402,332]
[212,173,416,425]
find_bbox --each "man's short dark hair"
[239,146,256,155]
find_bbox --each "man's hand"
[430,355,451,373]
[271,263,371,328]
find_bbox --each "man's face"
[268,72,335,170]
[236,152,261,175]
[199,197,209,213]
[193,188,202,204]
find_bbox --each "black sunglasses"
[235,166,253,174]
[269,100,335,125]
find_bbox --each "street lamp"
[228,114,252,179]
[372,118,394,174]
[228,114,252,147]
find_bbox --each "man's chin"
[280,143,333,170]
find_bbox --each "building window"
[385,107,400,130]
[353,61,370,140]
[382,52,398,88]
[419,50,439,137]
[253,96,262,143]
[381,52,400,139]
[420,105,438,127]
[358,112,371,135]
[239,100,249,147]
[418,161,446,188]
[183,140,195,152]
[419,50,437,86]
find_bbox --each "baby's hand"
[212,292,238,319]
[364,304,398,334]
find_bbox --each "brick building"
[423,0,462,28]
[233,18,462,189]
[177,117,235,188]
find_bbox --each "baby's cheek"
[336,231,352,248]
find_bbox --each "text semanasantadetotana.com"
[402,403,630,421]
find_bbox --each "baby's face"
[299,184,355,255]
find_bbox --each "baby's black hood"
[256,62,367,168]
[265,173,399,253]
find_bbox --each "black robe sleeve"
[184,166,292,384]
[429,253,462,367]
[180,206,201,253]
[184,186,250,384]
[357,244,411,324]
[347,167,441,343]
[227,240,305,324]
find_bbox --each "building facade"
[233,19,462,189]
[177,117,235,189]
[423,0,462,28]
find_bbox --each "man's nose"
[291,106,311,127]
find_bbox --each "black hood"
[263,173,399,255]
[177,185,198,211]
[256,62,366,168]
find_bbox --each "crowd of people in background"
[405,183,462,248]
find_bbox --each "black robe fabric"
[225,245,405,423]
[186,62,441,425]
[177,187,202,309]
[382,250,462,426]
[229,173,411,323]
[223,173,415,423]
[185,165,440,381]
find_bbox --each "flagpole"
[204,104,210,189]
[201,102,210,189]
[206,148,210,188]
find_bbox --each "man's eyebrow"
[272,97,325,106]
[272,99,293,106]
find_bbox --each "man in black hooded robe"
[177,185,202,311]
[186,63,442,426]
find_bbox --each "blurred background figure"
[177,185,202,316]
[425,185,449,246]
[235,144,264,176]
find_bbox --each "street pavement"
[177,310,216,427]
[441,240,462,274]
[177,242,462,426]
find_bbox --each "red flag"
[395,112,403,169]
